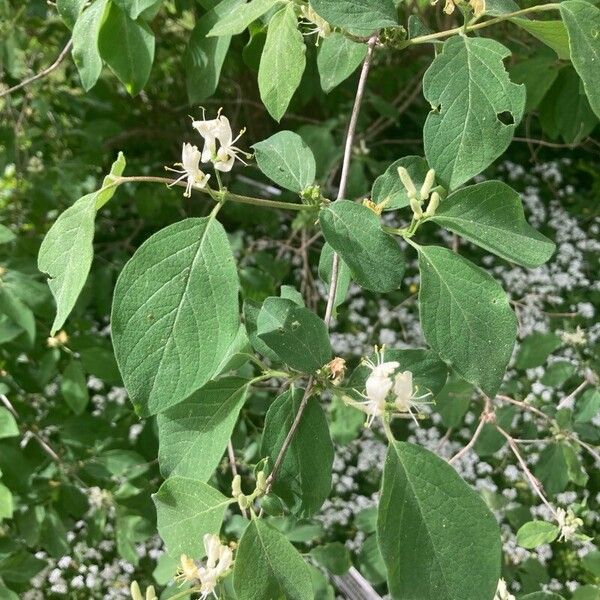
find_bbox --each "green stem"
[382,418,396,444]
[166,586,203,600]
[112,176,310,212]
[408,3,561,45]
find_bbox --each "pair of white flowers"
[167,111,248,197]
[354,347,432,426]
[176,533,234,599]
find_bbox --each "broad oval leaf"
[261,387,334,516]
[185,0,245,104]
[311,0,397,36]
[113,0,160,20]
[0,225,15,245]
[57,0,87,29]
[208,0,279,36]
[560,0,600,119]
[153,476,231,557]
[72,0,110,90]
[61,360,89,415]
[423,36,525,190]
[258,3,306,122]
[516,521,560,549]
[319,200,405,293]
[317,32,367,93]
[0,407,19,439]
[256,297,331,372]
[318,242,352,311]
[377,442,501,600]
[371,156,431,211]
[98,2,155,96]
[233,519,313,600]
[111,217,240,417]
[252,131,316,193]
[511,18,570,60]
[157,377,249,481]
[429,181,555,268]
[417,245,517,396]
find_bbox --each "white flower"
[166,143,210,197]
[299,5,331,44]
[192,111,249,172]
[392,370,433,425]
[556,507,583,542]
[197,534,234,599]
[494,578,515,600]
[561,326,586,346]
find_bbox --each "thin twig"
[0,39,73,99]
[557,380,588,410]
[448,399,492,464]
[227,440,247,518]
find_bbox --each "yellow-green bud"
[410,197,423,219]
[130,582,143,600]
[424,191,440,217]
[231,474,242,498]
[238,493,250,510]
[146,586,157,600]
[397,166,417,198]
[256,470,267,495]
[420,169,436,200]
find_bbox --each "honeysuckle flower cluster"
[130,581,157,600]
[397,166,440,221]
[435,0,486,18]
[175,534,234,598]
[166,110,250,197]
[561,325,587,346]
[556,507,584,542]
[346,347,432,426]
[299,4,331,44]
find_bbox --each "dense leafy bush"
[0,0,599,599]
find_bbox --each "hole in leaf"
[496,111,514,126]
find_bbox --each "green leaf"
[417,245,517,396]
[258,3,306,121]
[0,407,18,440]
[0,225,15,245]
[511,18,570,60]
[319,200,405,293]
[484,0,519,16]
[153,477,231,557]
[72,0,110,90]
[521,594,566,600]
[371,156,431,211]
[157,377,249,480]
[435,376,474,429]
[318,243,351,310]
[423,36,525,190]
[560,0,600,119]
[349,348,448,398]
[572,587,599,600]
[510,57,561,112]
[515,332,562,369]
[61,360,89,415]
[516,521,560,549]
[0,483,13,521]
[256,297,331,373]
[317,32,367,93]
[309,542,351,576]
[541,361,576,387]
[185,0,245,104]
[378,442,501,600]
[98,2,155,96]
[429,181,556,268]
[535,443,570,495]
[0,285,35,344]
[57,0,87,29]
[113,0,161,20]
[252,131,316,193]
[38,153,125,335]
[311,0,397,35]
[233,519,313,600]
[112,217,240,417]
[261,388,333,516]
[208,0,280,36]
[575,389,600,424]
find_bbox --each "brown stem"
[0,39,73,99]
[448,398,492,464]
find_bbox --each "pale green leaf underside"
[319,200,405,293]
[560,0,600,119]
[430,180,555,268]
[0,225,15,244]
[157,377,249,481]
[208,0,280,36]
[371,156,431,211]
[511,18,570,60]
[417,245,517,396]
[258,3,306,121]
[377,442,501,600]
[234,519,313,600]
[261,388,334,516]
[317,32,367,93]
[317,242,351,310]
[153,477,231,557]
[423,36,525,190]
[38,153,125,335]
[111,217,240,417]
[252,130,316,193]
[516,521,560,549]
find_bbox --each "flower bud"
[231,474,242,498]
[397,166,417,199]
[420,169,436,200]
[238,493,250,509]
[130,582,143,600]
[145,586,157,600]
[410,197,423,219]
[256,470,267,495]
[424,191,440,217]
